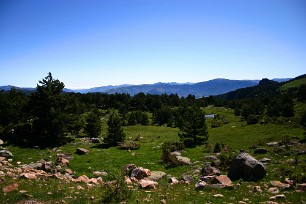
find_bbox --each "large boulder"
[0,150,13,158]
[228,152,266,181]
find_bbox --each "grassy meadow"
[1,106,305,203]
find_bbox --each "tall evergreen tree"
[85,109,102,138]
[178,106,208,147]
[29,72,70,147]
[105,110,125,146]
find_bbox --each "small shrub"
[213,143,223,153]
[211,119,223,128]
[101,171,132,203]
[203,143,213,153]
[247,115,259,125]
[161,141,185,167]
[218,150,234,171]
[118,141,140,150]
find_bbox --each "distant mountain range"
[1,78,291,97]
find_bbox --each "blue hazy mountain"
[1,78,291,97]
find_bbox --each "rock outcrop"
[228,152,266,181]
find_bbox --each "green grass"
[1,106,306,203]
[280,78,306,91]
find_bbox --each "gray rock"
[201,163,220,176]
[90,138,101,143]
[0,150,13,158]
[260,158,271,163]
[131,167,150,180]
[266,142,278,147]
[195,181,207,190]
[254,148,268,154]
[228,152,266,181]
[181,175,194,183]
[76,148,89,155]
[0,139,3,145]
[176,156,191,165]
[148,171,166,181]
[170,151,181,156]
[204,155,219,161]
[123,164,137,176]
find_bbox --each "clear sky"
[1,0,305,89]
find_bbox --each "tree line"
[0,73,209,148]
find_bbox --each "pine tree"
[85,109,102,138]
[178,106,208,147]
[29,72,69,147]
[105,110,125,146]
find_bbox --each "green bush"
[161,141,185,167]
[101,171,132,203]
[118,141,140,150]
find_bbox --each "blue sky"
[1,0,305,89]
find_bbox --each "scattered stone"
[169,177,179,185]
[90,138,101,143]
[266,142,278,147]
[77,185,84,190]
[160,199,167,204]
[200,175,215,182]
[254,148,268,154]
[211,175,232,187]
[76,148,89,155]
[0,150,13,158]
[270,181,290,189]
[0,157,5,161]
[260,202,280,204]
[20,173,37,180]
[56,153,73,160]
[270,194,286,200]
[93,171,108,177]
[195,181,207,190]
[176,156,191,165]
[65,169,73,175]
[123,164,137,176]
[181,175,194,184]
[238,201,247,204]
[148,171,166,181]
[201,163,220,176]
[0,139,3,145]
[260,158,271,163]
[76,175,90,183]
[125,176,133,184]
[204,155,219,161]
[284,178,293,186]
[131,167,151,180]
[3,183,19,193]
[56,157,69,166]
[213,194,224,198]
[170,151,181,156]
[228,152,266,181]
[41,161,55,172]
[267,187,280,194]
[253,185,263,193]
[19,190,27,193]
[139,178,158,189]
[297,183,306,190]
